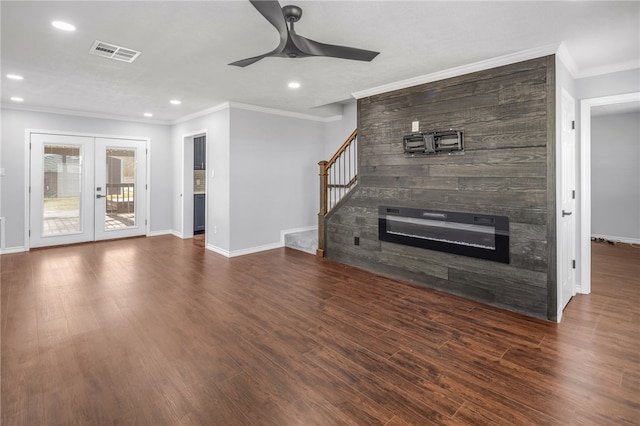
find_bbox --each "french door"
[30,133,147,248]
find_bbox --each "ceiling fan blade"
[229,40,289,67]
[229,54,270,67]
[229,1,289,67]
[290,31,379,62]
[249,0,287,38]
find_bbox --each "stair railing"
[317,129,357,257]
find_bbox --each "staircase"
[284,129,358,257]
[284,229,317,255]
[317,129,358,257]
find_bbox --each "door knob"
[96,194,105,199]
[562,210,572,217]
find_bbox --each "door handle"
[96,194,105,199]
[562,210,572,217]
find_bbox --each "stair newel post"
[317,160,329,257]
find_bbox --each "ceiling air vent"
[89,40,141,63]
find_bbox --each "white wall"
[0,108,172,251]
[576,68,640,100]
[575,68,640,151]
[591,111,640,241]
[1,103,354,254]
[229,107,325,252]
[323,100,357,159]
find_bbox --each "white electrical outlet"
[412,121,419,132]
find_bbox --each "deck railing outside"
[106,182,135,213]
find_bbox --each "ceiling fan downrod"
[282,5,302,26]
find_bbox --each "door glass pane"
[105,148,136,229]
[43,145,82,235]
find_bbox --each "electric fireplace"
[379,206,509,263]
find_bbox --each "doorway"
[29,132,148,248]
[579,92,640,295]
[181,130,207,241]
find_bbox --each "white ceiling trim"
[0,103,170,126]
[170,102,231,125]
[227,102,343,123]
[2,99,342,128]
[171,101,342,125]
[556,42,579,78]
[575,59,640,80]
[352,43,563,100]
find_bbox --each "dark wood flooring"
[1,236,638,425]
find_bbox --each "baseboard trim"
[206,244,231,257]
[229,241,284,257]
[171,230,184,239]
[591,234,640,245]
[208,234,316,258]
[148,230,173,237]
[0,246,27,255]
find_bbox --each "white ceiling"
[2,1,639,123]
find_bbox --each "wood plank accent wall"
[325,56,557,320]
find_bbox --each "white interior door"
[30,133,147,248]
[30,134,95,248]
[559,90,577,313]
[94,138,147,241]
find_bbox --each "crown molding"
[171,101,343,125]
[575,60,640,80]
[352,43,563,99]
[170,102,231,125]
[2,100,343,127]
[558,38,640,80]
[0,103,171,125]
[227,102,342,122]
[556,41,579,78]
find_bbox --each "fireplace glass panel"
[379,206,509,263]
[386,216,496,250]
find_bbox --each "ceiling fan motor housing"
[282,5,302,22]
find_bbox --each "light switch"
[412,121,419,132]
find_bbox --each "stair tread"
[284,230,317,255]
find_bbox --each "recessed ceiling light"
[6,74,24,80]
[288,82,301,89]
[51,21,76,31]
[144,113,153,117]
[10,97,24,102]
[170,100,181,105]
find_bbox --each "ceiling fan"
[229,0,380,67]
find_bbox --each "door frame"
[181,129,207,240]
[24,129,150,251]
[578,92,640,295]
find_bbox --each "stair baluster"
[317,129,357,257]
